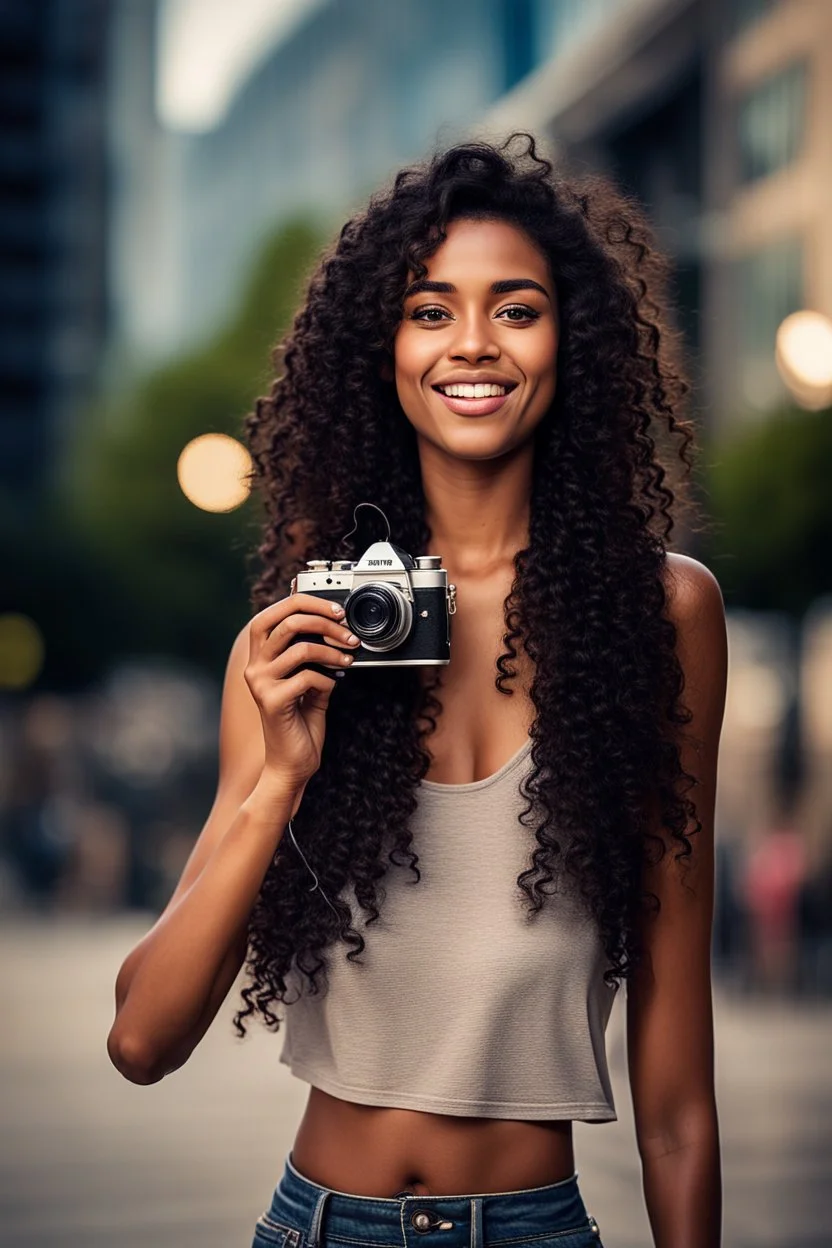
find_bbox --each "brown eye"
[499,305,540,322]
[409,306,449,322]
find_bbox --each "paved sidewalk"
[1,916,830,1248]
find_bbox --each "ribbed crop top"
[278,738,619,1121]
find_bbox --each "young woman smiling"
[108,134,727,1248]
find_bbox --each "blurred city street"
[2,2,832,1247]
[1,915,830,1248]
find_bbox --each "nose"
[448,310,500,363]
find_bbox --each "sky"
[158,0,328,131]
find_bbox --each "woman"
[108,133,727,1247]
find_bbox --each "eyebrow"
[403,278,551,300]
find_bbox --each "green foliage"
[0,490,128,692]
[702,401,832,617]
[61,215,326,680]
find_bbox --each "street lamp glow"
[177,433,253,512]
[775,310,832,409]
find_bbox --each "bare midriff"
[290,1087,575,1197]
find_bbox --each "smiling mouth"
[432,382,517,398]
[430,383,518,417]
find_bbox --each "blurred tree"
[58,215,326,684]
[702,401,832,617]
[0,487,129,691]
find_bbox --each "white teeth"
[439,383,508,398]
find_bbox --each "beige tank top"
[278,738,619,1121]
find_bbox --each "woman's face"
[392,217,559,462]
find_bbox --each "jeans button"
[410,1206,455,1233]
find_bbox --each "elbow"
[635,1096,720,1162]
[107,1025,168,1085]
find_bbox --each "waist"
[264,1150,596,1248]
[292,1088,575,1197]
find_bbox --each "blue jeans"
[251,1152,605,1248]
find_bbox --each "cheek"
[532,329,559,380]
[393,330,429,380]
[531,350,559,408]
[393,343,435,415]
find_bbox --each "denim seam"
[322,1226,589,1248]
[255,1214,294,1246]
[488,1226,591,1246]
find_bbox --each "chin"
[432,428,525,461]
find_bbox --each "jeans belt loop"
[307,1189,330,1248]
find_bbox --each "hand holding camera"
[244,592,360,800]
[245,516,457,808]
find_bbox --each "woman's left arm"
[627,554,728,1248]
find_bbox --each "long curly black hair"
[235,131,703,1037]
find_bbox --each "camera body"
[291,540,456,667]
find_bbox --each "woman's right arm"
[107,593,358,1085]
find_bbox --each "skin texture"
[626,556,726,1248]
[108,136,726,1245]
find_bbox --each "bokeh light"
[775,310,832,410]
[176,432,252,512]
[0,613,45,690]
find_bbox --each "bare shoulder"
[661,552,727,666]
[662,551,725,623]
[658,552,728,760]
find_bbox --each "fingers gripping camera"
[291,541,457,667]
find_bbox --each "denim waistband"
[265,1152,594,1248]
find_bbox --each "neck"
[418,436,533,578]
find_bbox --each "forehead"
[416,217,551,285]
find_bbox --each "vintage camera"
[291,540,457,667]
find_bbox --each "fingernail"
[331,602,344,614]
[347,634,359,645]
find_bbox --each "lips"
[431,383,518,417]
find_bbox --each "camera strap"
[285,819,341,920]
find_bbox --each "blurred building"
[111,0,631,364]
[10,0,827,493]
[481,0,832,429]
[0,0,111,502]
[106,0,183,374]
[704,0,832,422]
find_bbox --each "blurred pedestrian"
[1,696,77,904]
[797,843,832,996]
[741,807,807,994]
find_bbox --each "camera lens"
[345,583,412,652]
[351,596,385,630]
